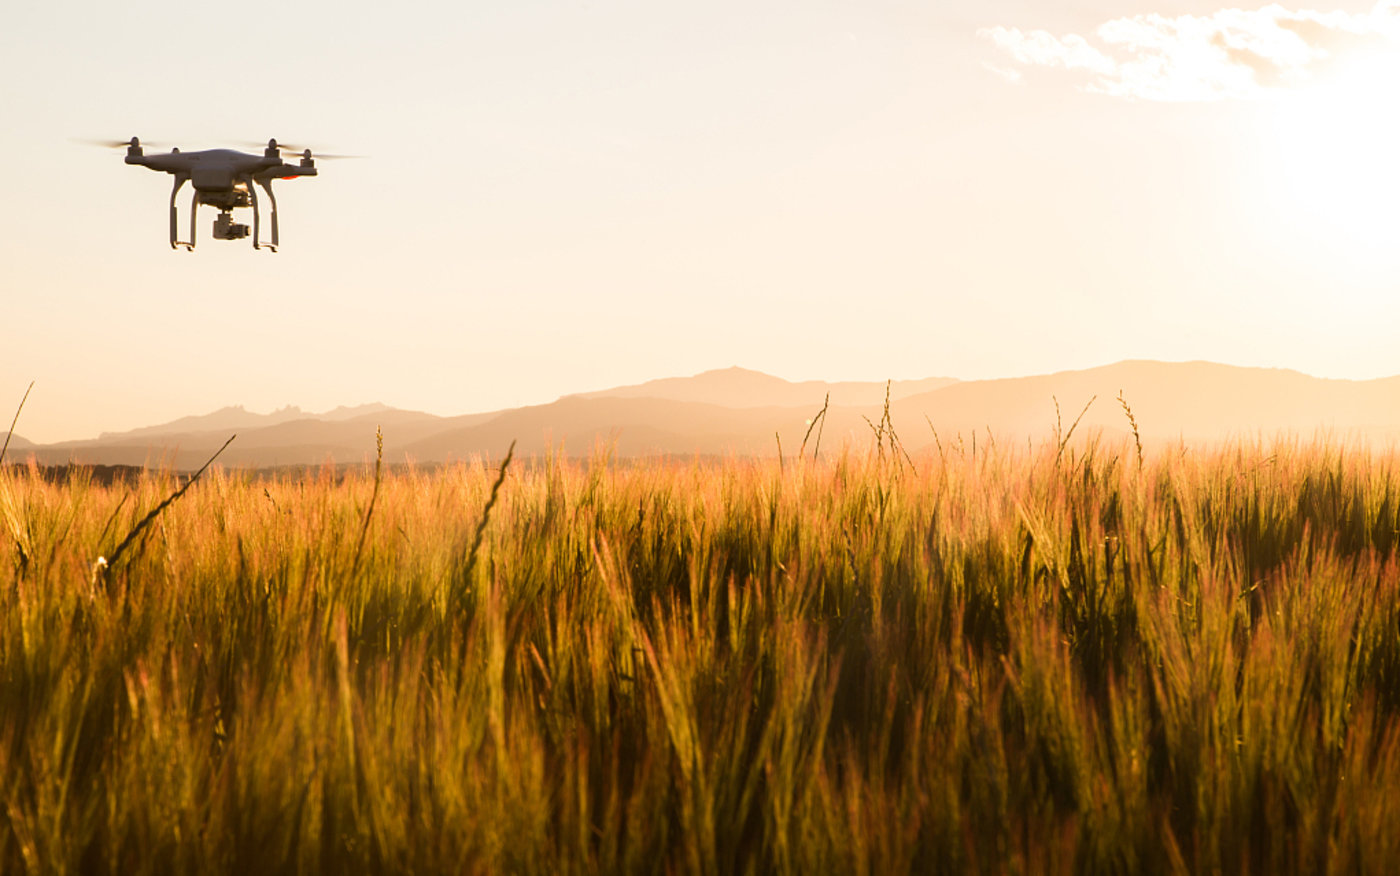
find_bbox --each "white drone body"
[119,138,321,251]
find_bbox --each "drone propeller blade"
[244,140,363,159]
[74,137,176,151]
[74,137,146,148]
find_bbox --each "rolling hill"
[893,360,1400,448]
[1,432,33,454]
[89,403,400,440]
[13,361,1400,470]
[571,366,959,409]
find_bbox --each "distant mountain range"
[1,432,34,452]
[7,361,1400,469]
[570,367,959,408]
[94,402,397,440]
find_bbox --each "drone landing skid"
[169,176,194,251]
[167,175,279,252]
[250,178,279,252]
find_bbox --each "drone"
[102,137,343,251]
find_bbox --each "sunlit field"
[5,433,1400,875]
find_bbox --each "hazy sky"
[4,1,1400,443]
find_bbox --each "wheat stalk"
[799,392,830,462]
[459,439,517,596]
[96,433,237,586]
[1054,395,1096,468]
[351,425,384,574]
[0,381,34,469]
[1117,390,1144,469]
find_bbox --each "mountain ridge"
[15,360,1400,469]
[570,366,959,409]
[95,402,398,440]
[1,431,33,452]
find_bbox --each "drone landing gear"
[169,176,195,251]
[166,175,274,251]
[249,177,278,252]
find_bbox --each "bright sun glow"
[1267,50,1400,259]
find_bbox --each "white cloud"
[981,27,1118,75]
[982,62,1024,84]
[980,2,1400,101]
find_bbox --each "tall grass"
[4,434,1400,874]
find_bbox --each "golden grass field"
[5,433,1400,874]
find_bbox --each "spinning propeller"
[246,139,362,160]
